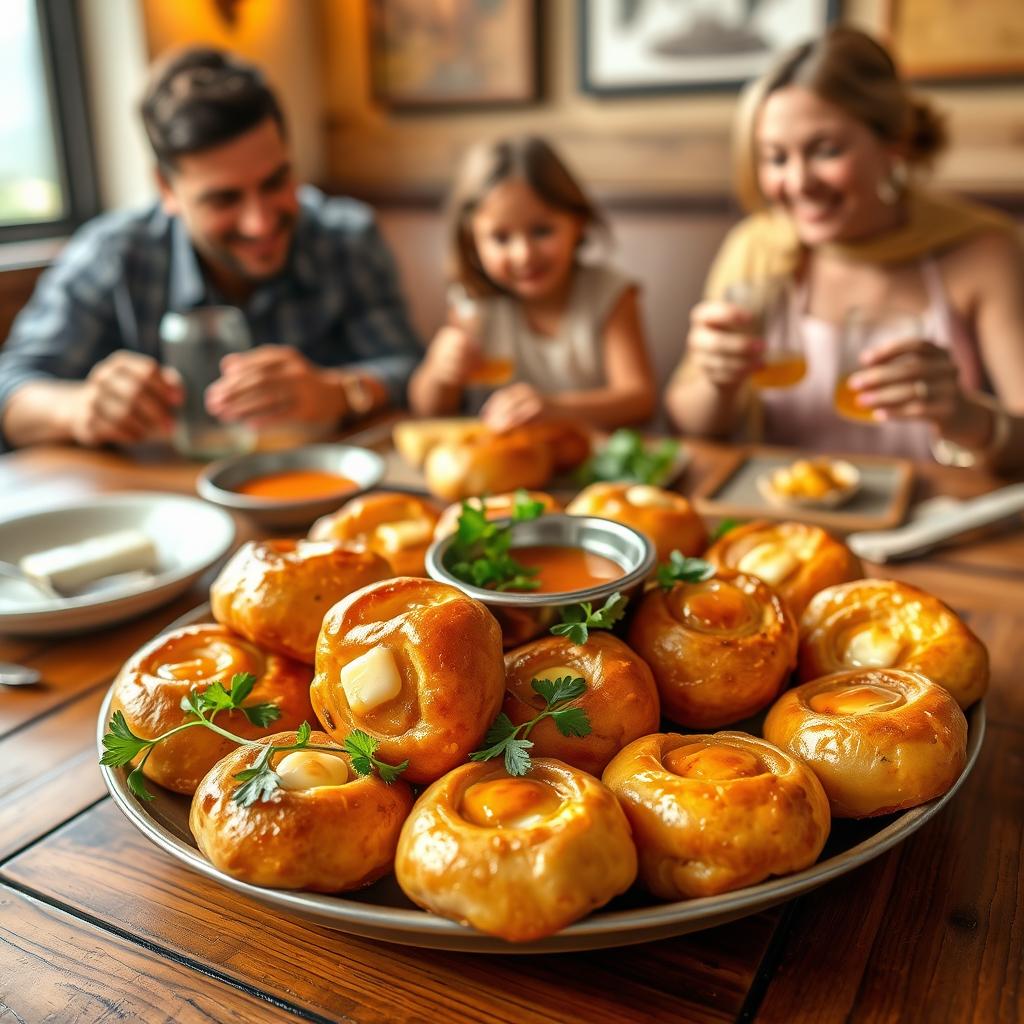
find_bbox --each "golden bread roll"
[309,491,441,577]
[603,732,830,899]
[311,577,505,784]
[424,431,553,502]
[628,569,797,727]
[433,490,561,541]
[763,668,968,818]
[502,632,660,775]
[798,579,988,709]
[392,418,486,467]
[704,519,863,619]
[566,482,707,561]
[190,730,414,891]
[210,539,391,664]
[111,624,314,794]
[517,420,592,472]
[395,758,637,942]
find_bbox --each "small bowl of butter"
[757,457,861,510]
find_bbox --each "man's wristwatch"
[339,373,376,422]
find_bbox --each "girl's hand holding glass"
[425,325,482,387]
[686,300,765,389]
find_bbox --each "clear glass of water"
[159,307,255,460]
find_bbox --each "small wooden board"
[692,445,914,533]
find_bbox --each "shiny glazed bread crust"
[311,577,505,784]
[424,431,554,502]
[705,519,863,619]
[798,579,989,708]
[763,668,968,818]
[308,491,441,577]
[210,539,392,664]
[565,482,708,561]
[627,570,798,727]
[189,730,414,891]
[394,758,637,942]
[602,732,830,900]
[503,632,661,775]
[111,623,314,795]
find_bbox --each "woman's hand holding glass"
[479,381,550,431]
[686,300,765,389]
[845,337,966,426]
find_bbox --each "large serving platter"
[97,605,984,954]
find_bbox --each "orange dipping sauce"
[236,470,358,501]
[512,544,624,594]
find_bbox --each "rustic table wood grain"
[0,437,1021,1024]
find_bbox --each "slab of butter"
[19,529,159,593]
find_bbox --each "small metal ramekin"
[425,514,655,647]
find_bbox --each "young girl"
[408,135,656,431]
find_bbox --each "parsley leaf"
[550,592,628,645]
[578,430,680,486]
[101,680,379,806]
[550,706,592,738]
[343,729,408,784]
[100,711,150,767]
[711,517,743,541]
[444,494,544,592]
[470,677,591,777]
[531,674,586,706]
[657,551,716,589]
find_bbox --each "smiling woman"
[666,26,1024,471]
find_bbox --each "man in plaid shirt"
[0,47,422,451]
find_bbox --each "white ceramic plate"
[0,494,235,636]
[96,609,983,954]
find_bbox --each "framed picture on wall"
[886,0,1024,81]
[369,0,540,109]
[580,0,840,95]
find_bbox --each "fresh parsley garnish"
[657,551,716,589]
[444,489,544,591]
[100,672,406,805]
[344,729,410,784]
[550,592,628,645]
[470,675,592,776]
[578,429,679,486]
[711,517,743,541]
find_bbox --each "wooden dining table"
[0,430,1021,1024]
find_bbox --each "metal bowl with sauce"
[425,514,656,646]
[196,444,385,530]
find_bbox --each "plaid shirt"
[0,187,422,449]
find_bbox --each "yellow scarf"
[704,188,1018,300]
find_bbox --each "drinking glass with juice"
[448,286,515,392]
[835,310,925,423]
[725,280,806,390]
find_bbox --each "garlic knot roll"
[628,569,797,727]
[395,758,637,942]
[603,732,830,899]
[764,668,968,818]
[311,577,505,784]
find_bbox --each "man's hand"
[204,345,346,427]
[67,351,182,446]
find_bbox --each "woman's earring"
[877,161,908,205]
